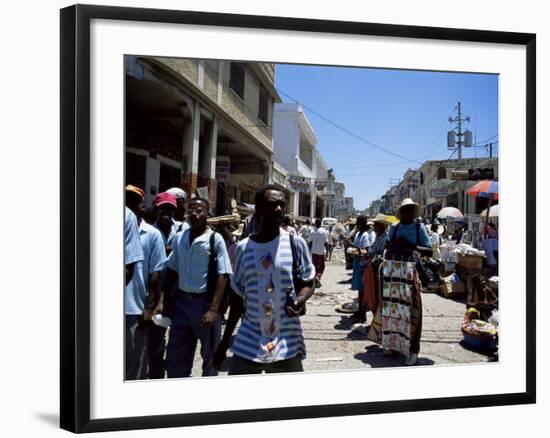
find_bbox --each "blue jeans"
[165,292,221,378]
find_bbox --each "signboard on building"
[215,156,230,182]
[430,188,448,198]
[314,179,327,190]
[272,169,287,188]
[449,169,470,180]
[289,175,310,192]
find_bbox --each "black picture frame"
[60,4,536,433]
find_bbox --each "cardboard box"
[457,254,484,270]
[439,276,466,298]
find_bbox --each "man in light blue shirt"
[163,197,232,377]
[124,197,147,380]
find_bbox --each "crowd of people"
[125,184,499,378]
[124,183,318,380]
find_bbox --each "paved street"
[192,246,493,377]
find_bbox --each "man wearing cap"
[163,197,232,377]
[125,185,168,378]
[153,192,183,252]
[124,186,147,380]
[166,187,188,233]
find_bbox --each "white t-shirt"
[310,227,329,255]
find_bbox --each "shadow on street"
[353,345,436,367]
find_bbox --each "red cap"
[153,192,177,208]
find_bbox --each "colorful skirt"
[368,259,422,356]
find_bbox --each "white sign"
[430,188,448,198]
[196,186,210,200]
[216,156,230,182]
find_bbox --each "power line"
[276,88,424,165]
[333,160,410,169]
[416,106,458,161]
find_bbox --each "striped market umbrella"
[436,207,464,221]
[466,180,499,235]
[466,180,499,200]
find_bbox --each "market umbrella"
[480,204,499,218]
[466,180,499,200]
[436,207,464,221]
[466,180,499,235]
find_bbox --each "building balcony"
[297,158,314,179]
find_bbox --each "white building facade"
[273,103,319,220]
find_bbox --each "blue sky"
[274,64,499,210]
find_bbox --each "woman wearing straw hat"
[382,199,433,366]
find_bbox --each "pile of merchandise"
[461,307,498,351]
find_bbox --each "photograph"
[123,55,500,380]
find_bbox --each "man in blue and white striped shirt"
[228,185,315,374]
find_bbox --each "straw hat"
[395,198,421,220]
[125,184,145,200]
[372,213,393,226]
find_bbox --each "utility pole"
[489,142,493,158]
[448,101,471,160]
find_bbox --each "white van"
[321,217,338,229]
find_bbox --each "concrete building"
[344,197,355,218]
[273,102,320,219]
[417,157,498,219]
[368,199,384,217]
[124,56,280,213]
[332,181,355,220]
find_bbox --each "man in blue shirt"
[125,185,168,378]
[163,197,232,377]
[124,196,147,380]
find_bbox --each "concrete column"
[181,102,201,196]
[310,184,316,220]
[217,61,225,105]
[201,116,220,210]
[144,157,161,207]
[262,159,273,184]
[292,191,299,217]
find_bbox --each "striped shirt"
[125,207,144,265]
[125,207,145,315]
[230,231,315,363]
